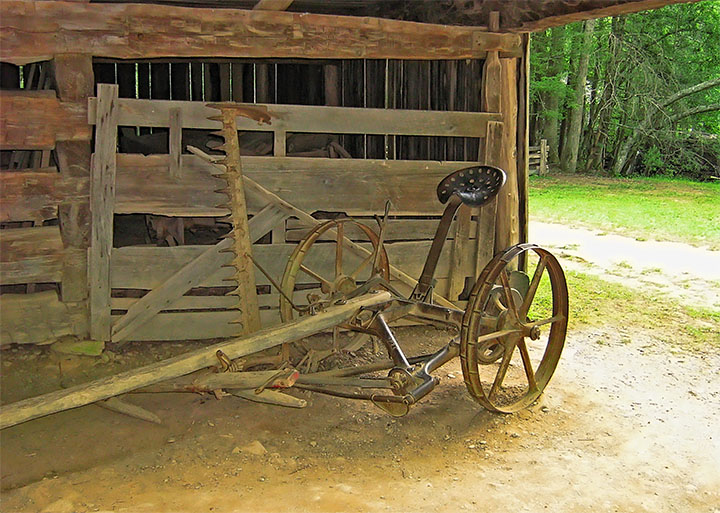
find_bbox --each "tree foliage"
[530,0,720,179]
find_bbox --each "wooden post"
[517,33,531,271]
[89,84,119,341]
[540,139,549,175]
[476,11,504,273]
[0,291,391,430]
[494,58,519,254]
[54,54,94,306]
[169,107,182,179]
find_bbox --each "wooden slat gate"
[87,85,504,342]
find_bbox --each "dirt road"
[530,221,720,310]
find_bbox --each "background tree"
[530,0,720,179]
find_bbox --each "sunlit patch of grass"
[524,262,720,350]
[529,174,720,249]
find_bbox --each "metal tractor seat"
[436,164,506,207]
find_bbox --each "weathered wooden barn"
[0,0,692,346]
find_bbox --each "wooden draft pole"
[0,291,392,430]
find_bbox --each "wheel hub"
[334,275,357,296]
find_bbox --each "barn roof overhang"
[92,0,703,32]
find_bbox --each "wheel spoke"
[517,339,538,392]
[335,222,344,277]
[520,255,547,319]
[499,270,519,320]
[488,342,515,401]
[526,313,564,329]
[474,328,522,345]
[299,264,333,290]
[350,253,374,280]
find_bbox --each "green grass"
[528,267,720,350]
[529,174,720,249]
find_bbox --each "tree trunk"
[538,26,566,164]
[561,19,595,173]
[612,76,720,175]
[584,16,625,173]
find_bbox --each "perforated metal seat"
[436,165,506,207]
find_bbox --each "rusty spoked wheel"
[280,218,390,322]
[279,219,390,369]
[460,243,568,413]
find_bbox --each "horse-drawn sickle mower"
[0,136,568,431]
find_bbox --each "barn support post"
[493,57,520,255]
[54,54,94,308]
[89,84,119,342]
[517,33,531,270]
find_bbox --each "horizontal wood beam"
[88,98,502,138]
[0,91,90,150]
[115,154,478,216]
[0,1,522,65]
[110,241,449,291]
[0,226,64,285]
[0,168,89,224]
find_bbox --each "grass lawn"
[529,174,720,249]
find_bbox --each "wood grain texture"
[0,291,86,346]
[0,90,90,149]
[110,241,450,291]
[0,1,522,65]
[494,59,520,254]
[110,204,287,343]
[0,169,61,224]
[54,54,94,304]
[89,84,119,341]
[88,97,501,138]
[0,291,392,430]
[114,154,476,216]
[0,226,64,285]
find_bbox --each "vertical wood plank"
[89,84,119,341]
[517,33,531,270]
[231,62,244,102]
[169,107,182,179]
[54,54,94,305]
[476,120,503,275]
[256,63,271,103]
[218,63,231,101]
[274,131,286,157]
[494,58,519,255]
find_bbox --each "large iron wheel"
[460,243,568,413]
[279,219,390,368]
[280,218,390,321]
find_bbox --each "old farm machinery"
[270,164,569,415]
[0,107,568,430]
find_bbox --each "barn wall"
[0,1,528,345]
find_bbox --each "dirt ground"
[1,321,719,513]
[1,222,719,512]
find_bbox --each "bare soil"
[1,322,719,513]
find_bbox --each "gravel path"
[531,220,720,309]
